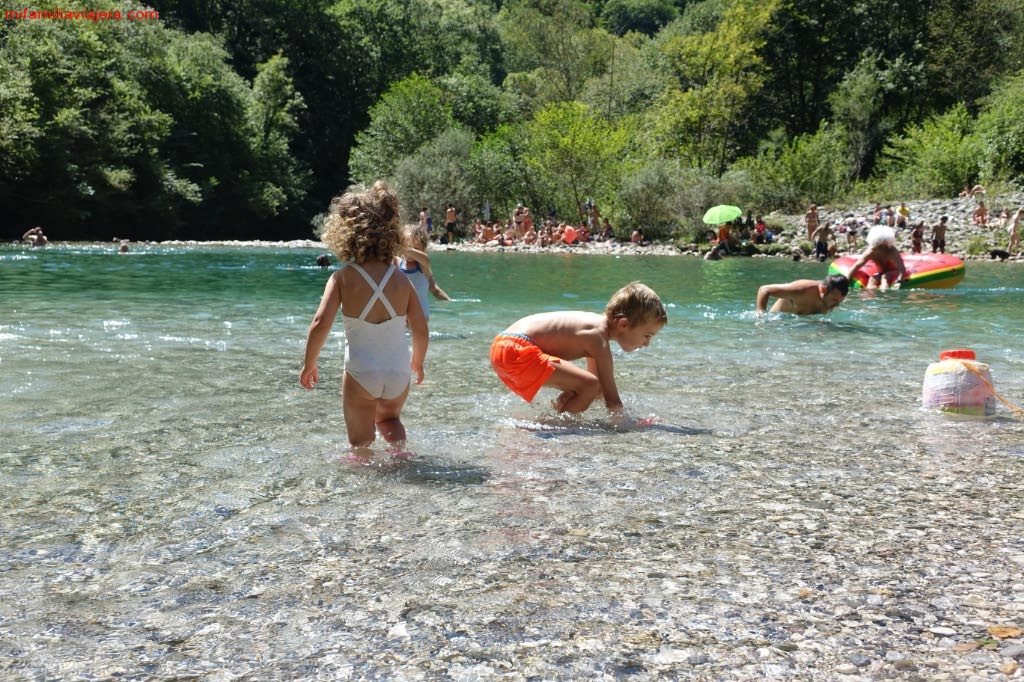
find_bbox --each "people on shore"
[756,274,849,315]
[896,202,910,228]
[811,222,837,261]
[444,203,458,244]
[22,226,48,247]
[1008,208,1022,253]
[909,221,925,254]
[513,203,529,237]
[489,281,666,417]
[804,204,819,240]
[931,216,948,254]
[844,225,907,290]
[973,201,989,226]
[418,206,431,236]
[300,181,428,453]
[843,218,860,251]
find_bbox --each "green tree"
[921,0,1024,114]
[393,127,477,229]
[467,123,537,221]
[732,122,848,211]
[498,0,611,110]
[347,74,456,184]
[757,0,933,141]
[975,71,1024,184]
[0,5,308,239]
[246,54,310,220]
[613,158,683,238]
[877,103,981,197]
[645,0,778,174]
[522,101,629,219]
[600,0,678,36]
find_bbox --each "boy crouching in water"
[490,282,667,416]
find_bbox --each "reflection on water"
[1,245,1023,678]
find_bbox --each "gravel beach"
[393,195,1024,262]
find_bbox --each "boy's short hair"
[823,274,850,297]
[605,281,667,327]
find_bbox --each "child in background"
[301,181,428,452]
[490,282,667,417]
[397,227,451,319]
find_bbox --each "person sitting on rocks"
[477,222,497,244]
[522,223,538,245]
[895,202,911,228]
[973,201,989,226]
[752,216,767,244]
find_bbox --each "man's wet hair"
[824,274,850,296]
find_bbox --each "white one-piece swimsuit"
[342,263,410,399]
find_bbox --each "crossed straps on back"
[349,263,398,321]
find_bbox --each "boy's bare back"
[505,311,610,361]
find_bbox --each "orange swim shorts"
[490,332,559,403]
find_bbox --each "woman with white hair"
[844,225,907,290]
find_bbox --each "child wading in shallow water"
[397,227,451,320]
[300,181,428,453]
[490,281,667,418]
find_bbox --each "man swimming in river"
[756,274,850,315]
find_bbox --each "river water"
[2,244,1023,679]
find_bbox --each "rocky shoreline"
[17,196,1021,261]
[427,195,1024,262]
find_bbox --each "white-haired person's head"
[867,225,896,248]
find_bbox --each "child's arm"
[405,281,428,385]
[586,340,623,413]
[300,274,342,389]
[427,275,451,301]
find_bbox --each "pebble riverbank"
[419,195,1024,261]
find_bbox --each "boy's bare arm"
[585,335,622,412]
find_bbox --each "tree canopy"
[4,0,1024,241]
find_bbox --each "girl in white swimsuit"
[300,181,429,452]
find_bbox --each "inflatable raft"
[828,253,965,289]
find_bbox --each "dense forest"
[4,0,1024,241]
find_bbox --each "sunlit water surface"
[2,244,1023,678]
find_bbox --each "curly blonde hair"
[320,180,402,263]
[605,281,667,327]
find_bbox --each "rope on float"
[961,361,1024,419]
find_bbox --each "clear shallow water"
[2,244,1023,679]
